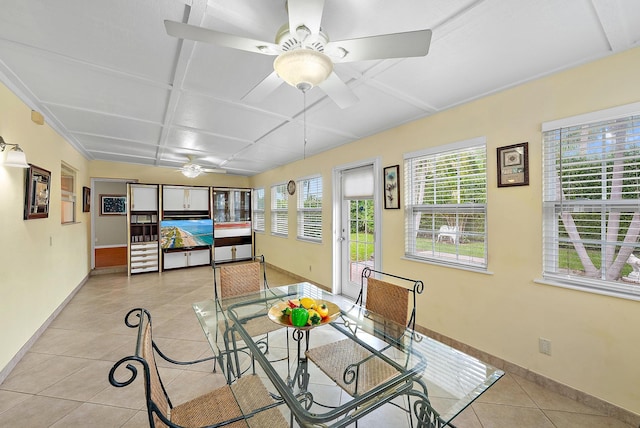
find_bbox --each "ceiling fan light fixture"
[180,163,203,178]
[274,49,333,91]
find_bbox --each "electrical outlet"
[539,338,552,355]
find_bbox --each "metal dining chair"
[212,255,288,382]
[108,307,287,428]
[305,267,424,423]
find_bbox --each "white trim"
[332,157,381,295]
[404,136,486,159]
[541,101,640,131]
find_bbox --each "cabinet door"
[163,187,187,211]
[188,248,211,266]
[187,188,209,211]
[163,251,188,270]
[231,190,251,222]
[213,189,230,222]
[131,185,157,211]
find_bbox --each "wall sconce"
[0,136,30,168]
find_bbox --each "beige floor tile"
[0,395,81,427]
[543,409,635,428]
[49,402,137,428]
[476,373,537,407]
[0,355,89,394]
[120,410,151,428]
[472,402,556,428]
[39,359,115,401]
[513,374,605,415]
[0,389,30,413]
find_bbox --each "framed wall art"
[100,194,127,215]
[497,142,529,187]
[82,186,91,212]
[24,164,51,220]
[383,164,400,209]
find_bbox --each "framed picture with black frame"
[497,142,529,187]
[383,164,400,209]
[100,194,127,215]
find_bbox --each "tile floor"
[0,266,634,428]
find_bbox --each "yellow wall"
[250,46,640,414]
[0,83,90,372]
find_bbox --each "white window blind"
[542,110,640,299]
[342,166,374,199]
[253,188,265,232]
[271,184,288,236]
[297,176,322,242]
[404,140,487,269]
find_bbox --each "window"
[542,104,640,299]
[271,183,288,236]
[297,176,322,242]
[404,138,487,269]
[253,188,265,232]
[61,163,76,224]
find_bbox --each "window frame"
[270,183,288,237]
[61,163,76,224]
[253,187,265,233]
[297,175,322,242]
[541,102,640,300]
[404,137,488,270]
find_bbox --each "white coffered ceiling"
[0,0,638,176]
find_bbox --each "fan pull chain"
[303,89,307,160]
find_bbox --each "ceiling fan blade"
[287,0,325,35]
[164,20,280,55]
[318,72,358,109]
[327,29,432,63]
[242,71,285,103]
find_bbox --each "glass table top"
[193,282,503,427]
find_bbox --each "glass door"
[341,198,375,299]
[337,164,378,299]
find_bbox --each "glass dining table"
[193,282,503,427]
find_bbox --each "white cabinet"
[214,244,252,262]
[130,242,159,274]
[163,186,209,212]
[163,248,210,270]
[130,184,158,211]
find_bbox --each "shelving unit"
[128,184,160,275]
[127,184,253,272]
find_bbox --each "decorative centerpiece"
[268,297,340,330]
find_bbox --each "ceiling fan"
[178,155,226,178]
[164,0,432,108]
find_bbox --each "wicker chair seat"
[306,339,398,396]
[171,375,286,428]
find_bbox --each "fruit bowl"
[267,299,341,330]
